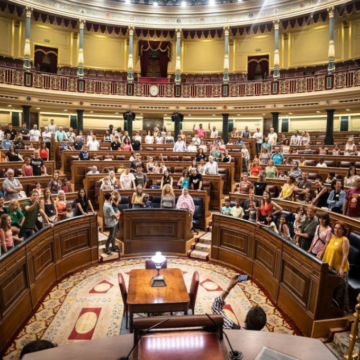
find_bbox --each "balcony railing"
[0,66,359,98]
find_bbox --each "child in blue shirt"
[149,179,160,189]
[144,194,152,208]
[221,199,232,216]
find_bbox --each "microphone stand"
[117,318,170,360]
[205,313,243,360]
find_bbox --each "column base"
[273,67,280,81]
[223,71,229,84]
[175,71,181,85]
[127,70,134,83]
[23,58,31,72]
[77,66,84,79]
[327,60,335,74]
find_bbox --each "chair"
[170,156,179,161]
[118,273,129,329]
[145,260,168,269]
[188,271,199,315]
[192,198,203,230]
[340,161,351,168]
[348,232,360,293]
[117,196,130,211]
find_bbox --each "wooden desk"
[127,269,190,332]
[23,329,336,360]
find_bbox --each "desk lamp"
[151,252,167,287]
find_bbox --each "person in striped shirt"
[211,275,267,330]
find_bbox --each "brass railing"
[344,293,360,360]
[0,66,360,98]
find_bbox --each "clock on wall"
[149,85,159,97]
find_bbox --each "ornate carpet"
[3,258,299,360]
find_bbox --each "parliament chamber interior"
[1,0,360,359]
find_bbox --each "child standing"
[230,198,245,218]
[248,201,257,223]
[0,214,23,254]
[221,199,232,216]
[65,203,74,219]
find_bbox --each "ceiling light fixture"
[181,0,187,6]
[8,104,12,107]
[209,0,215,5]
[64,109,68,112]
[153,0,158,6]
[346,109,351,111]
[316,111,321,113]
[125,0,131,3]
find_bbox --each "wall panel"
[83,35,125,70]
[183,40,224,73]
[0,17,13,57]
[351,18,360,59]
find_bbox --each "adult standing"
[241,126,250,139]
[290,130,301,146]
[193,123,206,138]
[288,161,302,179]
[344,166,358,187]
[4,123,16,140]
[327,180,346,214]
[134,167,148,188]
[267,128,277,146]
[252,127,263,155]
[48,119,58,134]
[308,212,332,259]
[322,221,350,312]
[1,133,13,150]
[173,136,186,152]
[160,170,173,188]
[21,191,53,239]
[204,156,218,175]
[209,124,218,139]
[75,189,95,216]
[87,135,100,151]
[103,192,120,255]
[131,185,145,208]
[312,178,329,208]
[294,172,312,202]
[294,206,318,251]
[3,169,23,201]
[48,172,62,194]
[41,188,58,224]
[20,123,30,140]
[265,159,278,179]
[29,125,41,142]
[256,191,282,223]
[343,177,360,219]
[42,126,52,148]
[30,150,46,176]
[190,168,203,191]
[161,184,176,209]
[66,127,76,143]
[55,127,68,142]
[176,188,196,229]
[254,173,268,196]
[210,144,222,162]
[120,167,135,189]
[278,176,296,201]
[271,147,284,165]
[73,136,83,151]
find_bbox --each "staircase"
[188,232,212,260]
[98,231,121,262]
[326,323,360,359]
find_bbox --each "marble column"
[222,114,229,144]
[271,112,279,134]
[223,27,230,83]
[273,20,280,81]
[77,110,84,133]
[327,7,336,74]
[23,7,32,72]
[325,109,335,145]
[127,26,134,83]
[22,105,31,126]
[77,19,85,78]
[175,29,182,85]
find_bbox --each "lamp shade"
[151,252,166,266]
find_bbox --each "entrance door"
[263,118,273,137]
[147,58,161,78]
[29,112,39,129]
[143,118,164,132]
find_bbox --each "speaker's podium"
[23,315,336,360]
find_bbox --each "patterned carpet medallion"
[3,258,298,359]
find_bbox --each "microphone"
[117,318,170,360]
[205,313,243,360]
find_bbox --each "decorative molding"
[6,0,350,29]
[25,6,32,18]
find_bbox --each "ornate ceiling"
[10,0,352,28]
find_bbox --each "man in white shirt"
[252,127,263,155]
[48,119,58,134]
[204,156,218,175]
[66,127,76,142]
[187,141,197,152]
[29,125,40,141]
[120,167,136,189]
[42,126,51,143]
[0,124,4,140]
[173,136,186,152]
[87,135,100,151]
[87,166,99,174]
[192,134,201,146]
[290,130,301,146]
[209,124,218,139]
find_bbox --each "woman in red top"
[256,190,282,224]
[250,158,262,177]
[22,157,33,177]
[40,142,49,161]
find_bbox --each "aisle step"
[99,244,120,262]
[189,250,209,260]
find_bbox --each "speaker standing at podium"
[211,275,267,331]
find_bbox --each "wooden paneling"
[0,160,55,177]
[0,215,98,353]
[122,209,193,257]
[211,214,343,336]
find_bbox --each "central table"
[127,268,190,332]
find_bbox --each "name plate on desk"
[255,347,299,360]
[137,331,229,360]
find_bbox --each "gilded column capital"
[223,26,230,36]
[273,20,280,30]
[327,7,335,18]
[79,19,86,29]
[25,7,33,18]
[128,26,135,36]
[176,28,182,38]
